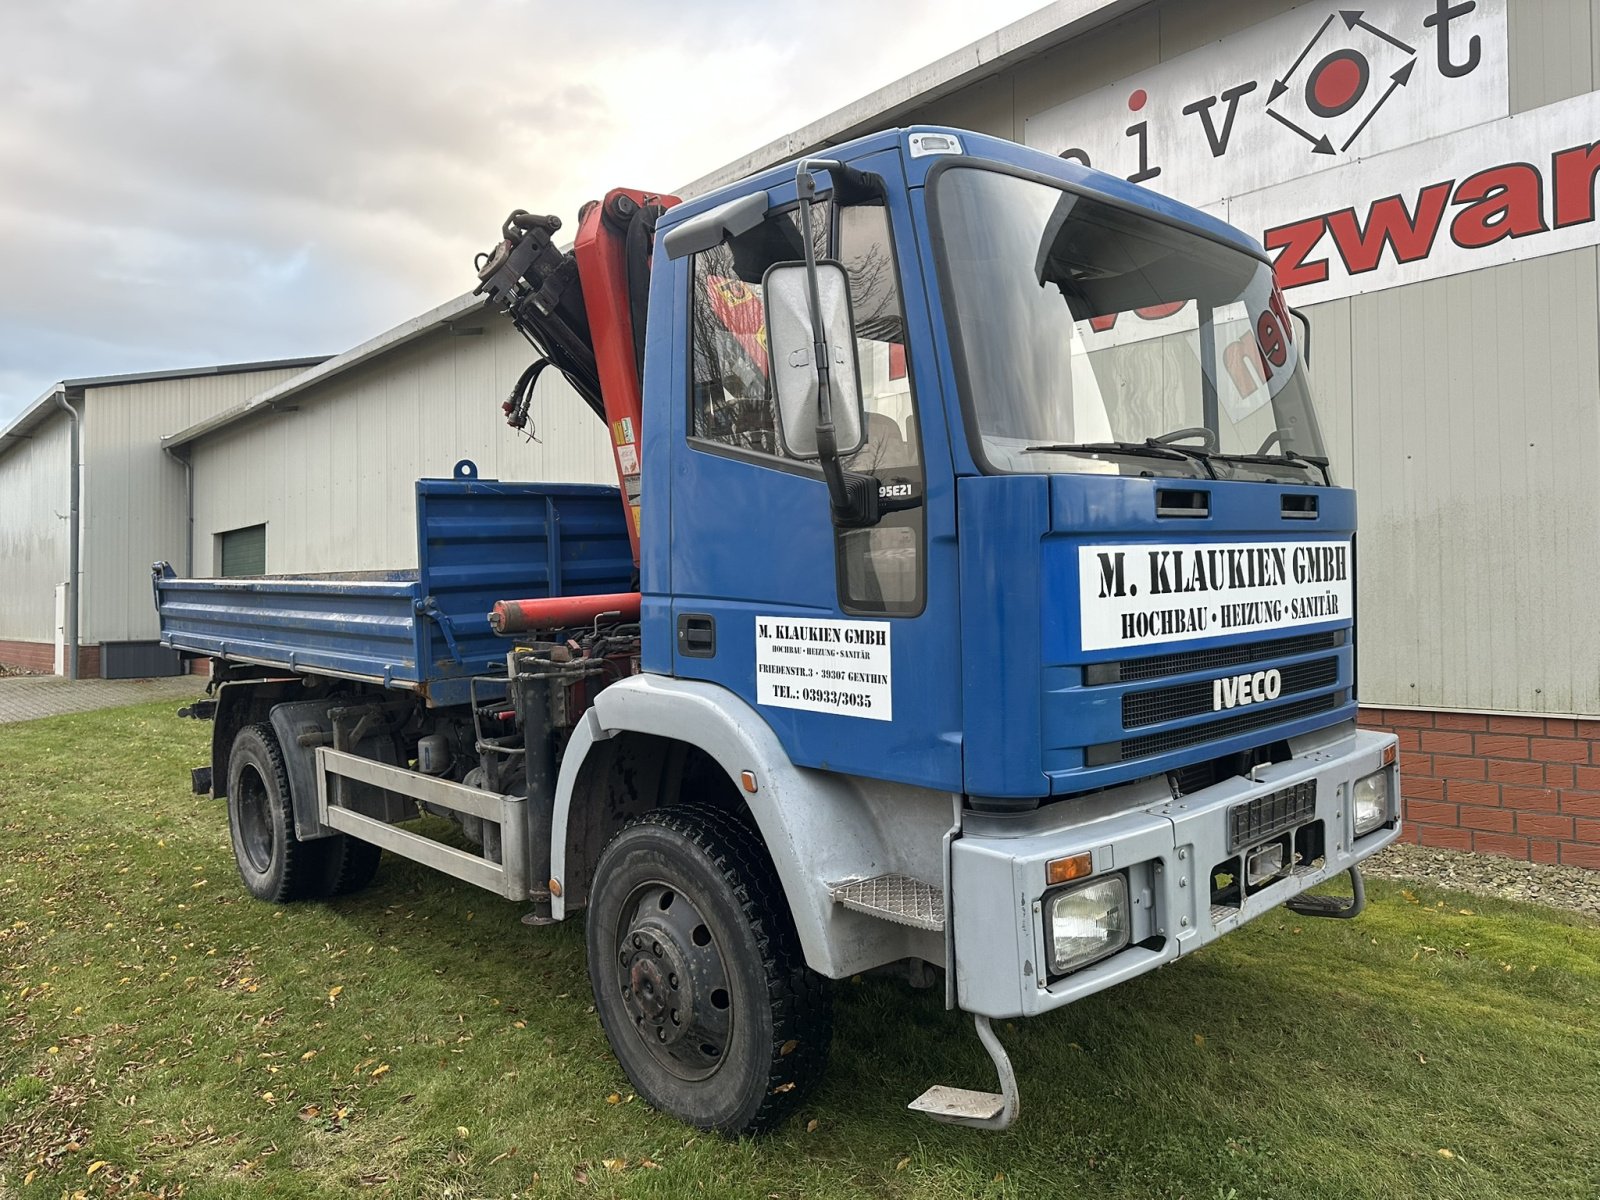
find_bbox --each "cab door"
[665,152,962,793]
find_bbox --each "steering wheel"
[1256,430,1282,455]
[1152,426,1219,452]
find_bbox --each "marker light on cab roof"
[908,132,963,157]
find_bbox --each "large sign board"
[1026,1,1509,207]
[1233,89,1600,303]
[756,615,894,720]
[1018,1,1600,305]
[1078,540,1353,652]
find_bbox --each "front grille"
[1229,780,1317,851]
[1122,656,1339,728]
[1086,629,1345,686]
[1087,691,1346,765]
[1169,759,1220,795]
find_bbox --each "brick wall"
[0,640,210,678]
[1361,707,1600,869]
[0,641,211,680]
[0,639,55,674]
[0,639,100,678]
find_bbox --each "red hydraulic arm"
[488,592,644,636]
[573,188,680,565]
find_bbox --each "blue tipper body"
[154,468,633,706]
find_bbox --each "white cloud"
[0,0,1047,422]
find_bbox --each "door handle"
[677,613,716,658]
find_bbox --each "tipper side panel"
[155,473,634,702]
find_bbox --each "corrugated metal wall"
[189,320,612,577]
[1310,0,1600,714]
[905,0,1600,715]
[0,412,71,643]
[81,365,306,643]
[1332,253,1600,713]
[166,0,1600,713]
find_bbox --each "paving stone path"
[0,675,202,725]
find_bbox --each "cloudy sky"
[0,0,1048,425]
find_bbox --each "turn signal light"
[1381,743,1398,768]
[1046,852,1093,885]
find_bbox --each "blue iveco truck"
[154,126,1401,1134]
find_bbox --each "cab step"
[1284,865,1366,920]
[909,1015,1019,1130]
[910,1085,1008,1124]
[830,874,943,931]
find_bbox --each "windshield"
[933,166,1327,482]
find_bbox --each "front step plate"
[830,873,944,931]
[909,1085,1007,1125]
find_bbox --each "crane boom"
[475,189,679,570]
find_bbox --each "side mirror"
[762,260,864,461]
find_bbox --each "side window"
[836,205,924,616]
[690,206,829,454]
[686,198,925,616]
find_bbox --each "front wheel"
[586,805,833,1134]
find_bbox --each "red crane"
[474,187,679,633]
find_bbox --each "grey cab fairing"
[548,673,955,980]
[662,191,771,261]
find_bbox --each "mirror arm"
[796,161,878,528]
[1290,306,1312,367]
[795,157,886,205]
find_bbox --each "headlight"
[1353,769,1391,836]
[1046,875,1129,975]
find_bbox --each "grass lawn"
[2,701,1598,1200]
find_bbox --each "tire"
[226,723,325,903]
[318,834,383,897]
[586,805,833,1134]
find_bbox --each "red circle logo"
[1305,49,1370,118]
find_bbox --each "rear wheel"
[227,724,324,903]
[318,834,383,896]
[586,805,833,1134]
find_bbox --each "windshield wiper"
[1210,451,1332,486]
[1022,440,1217,479]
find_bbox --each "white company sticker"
[756,616,892,721]
[1079,540,1351,652]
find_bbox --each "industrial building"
[0,358,324,677]
[2,0,1597,867]
[161,296,612,578]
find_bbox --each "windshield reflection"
[934,166,1328,483]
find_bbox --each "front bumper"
[950,720,1400,1019]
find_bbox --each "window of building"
[217,524,266,577]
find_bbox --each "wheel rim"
[612,880,732,1082]
[234,763,274,875]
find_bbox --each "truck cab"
[156,125,1400,1136]
[643,123,1393,992]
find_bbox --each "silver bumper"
[951,721,1401,1019]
